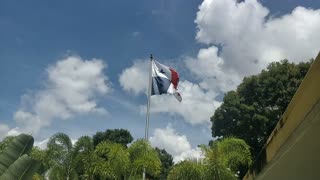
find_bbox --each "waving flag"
[151,60,182,102]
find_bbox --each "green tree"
[85,141,130,179]
[155,148,174,180]
[72,136,94,179]
[168,137,251,180]
[30,147,49,179]
[128,139,161,178]
[167,160,205,180]
[47,132,77,180]
[29,135,94,180]
[211,60,312,160]
[93,129,134,147]
[201,137,252,179]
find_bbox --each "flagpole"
[145,54,152,141]
[143,54,153,180]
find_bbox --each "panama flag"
[151,60,182,102]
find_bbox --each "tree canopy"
[93,129,134,147]
[168,137,252,180]
[47,132,77,180]
[155,147,174,180]
[86,141,130,179]
[0,130,162,180]
[128,139,162,178]
[167,160,205,180]
[211,60,312,159]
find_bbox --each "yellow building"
[243,52,320,180]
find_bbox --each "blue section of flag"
[151,76,171,95]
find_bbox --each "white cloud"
[195,0,320,76]
[0,124,10,140]
[150,124,203,163]
[185,46,241,92]
[10,56,110,135]
[0,125,21,139]
[7,127,22,136]
[34,137,78,150]
[34,138,49,150]
[150,124,191,156]
[173,148,203,164]
[119,60,148,95]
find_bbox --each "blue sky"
[1,0,320,161]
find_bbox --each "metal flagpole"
[145,54,152,140]
[143,54,153,180]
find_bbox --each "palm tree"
[85,139,161,180]
[72,136,94,179]
[168,137,252,180]
[47,133,77,180]
[85,141,130,179]
[167,160,205,180]
[128,139,161,179]
[201,137,252,180]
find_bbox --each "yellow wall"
[243,52,320,180]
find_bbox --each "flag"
[151,60,182,102]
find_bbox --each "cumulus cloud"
[195,0,320,76]
[150,124,203,163]
[173,148,203,163]
[185,46,241,92]
[0,124,10,140]
[119,60,148,95]
[9,56,110,135]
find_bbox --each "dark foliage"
[93,129,134,148]
[211,60,312,176]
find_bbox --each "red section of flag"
[169,68,179,89]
